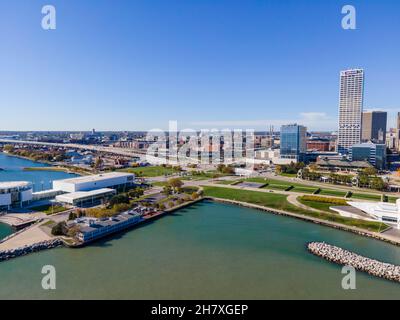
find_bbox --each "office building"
[361,111,387,143]
[280,124,307,162]
[337,69,364,153]
[397,112,400,151]
[349,142,386,170]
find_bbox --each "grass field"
[30,204,68,215]
[351,193,382,201]
[121,166,180,177]
[318,189,348,197]
[202,186,387,232]
[298,198,337,213]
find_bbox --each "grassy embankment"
[120,166,181,177]
[235,177,396,202]
[202,186,387,232]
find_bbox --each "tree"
[191,192,199,200]
[363,167,378,177]
[162,185,173,196]
[94,157,103,170]
[128,187,144,198]
[370,177,385,191]
[51,222,66,236]
[68,212,77,221]
[109,194,130,206]
[3,145,14,153]
[167,178,184,192]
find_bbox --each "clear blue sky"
[0,0,399,131]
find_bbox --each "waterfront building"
[349,142,387,170]
[280,124,307,162]
[0,181,33,210]
[73,211,144,243]
[338,69,364,154]
[55,188,117,206]
[361,111,387,143]
[331,199,400,229]
[53,172,135,193]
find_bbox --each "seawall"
[0,239,63,262]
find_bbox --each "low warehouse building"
[53,172,135,193]
[55,188,117,206]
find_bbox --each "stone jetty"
[0,239,63,262]
[308,242,400,283]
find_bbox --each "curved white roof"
[0,181,32,190]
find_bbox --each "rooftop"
[0,181,32,190]
[55,172,134,185]
[56,188,116,201]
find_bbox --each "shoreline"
[0,151,88,176]
[205,197,400,247]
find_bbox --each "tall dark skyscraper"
[361,111,387,143]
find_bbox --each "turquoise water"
[0,152,78,192]
[0,200,400,299]
[0,223,12,240]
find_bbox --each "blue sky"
[0,0,399,131]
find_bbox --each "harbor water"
[1,153,400,299]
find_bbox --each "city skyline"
[1,0,400,131]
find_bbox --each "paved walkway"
[0,222,52,251]
[286,194,326,214]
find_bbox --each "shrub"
[300,195,347,205]
[51,222,67,236]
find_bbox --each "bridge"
[0,139,182,165]
[0,139,147,159]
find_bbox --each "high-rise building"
[361,111,387,143]
[396,112,400,151]
[337,69,364,154]
[280,124,307,162]
[350,142,387,170]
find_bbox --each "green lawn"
[203,186,387,232]
[318,189,347,197]
[291,186,318,194]
[120,166,180,177]
[279,173,297,178]
[350,193,382,201]
[151,181,168,187]
[298,198,337,213]
[30,204,67,215]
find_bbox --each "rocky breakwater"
[308,242,400,283]
[0,239,63,262]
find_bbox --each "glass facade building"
[350,142,387,170]
[280,124,307,162]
